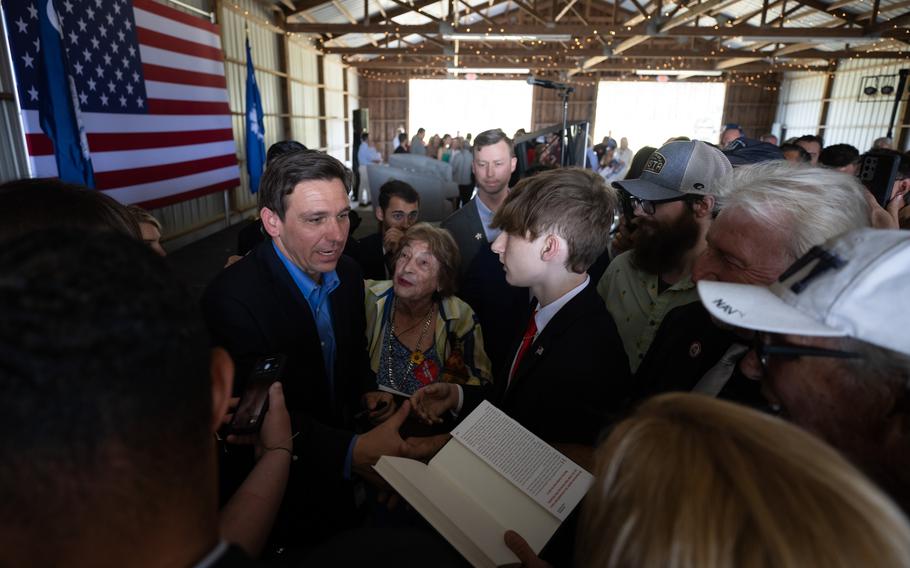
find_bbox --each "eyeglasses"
[619,190,687,218]
[752,333,862,372]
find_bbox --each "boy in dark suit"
[412,167,631,447]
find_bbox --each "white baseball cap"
[698,228,910,356]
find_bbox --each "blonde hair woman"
[578,393,910,568]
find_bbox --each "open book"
[374,401,594,567]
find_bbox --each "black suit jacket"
[634,302,767,409]
[201,241,375,546]
[354,231,389,281]
[463,280,631,445]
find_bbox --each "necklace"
[387,296,435,392]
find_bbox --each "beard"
[630,210,701,275]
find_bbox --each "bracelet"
[263,446,298,462]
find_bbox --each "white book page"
[451,401,594,521]
[374,456,512,567]
[430,440,559,555]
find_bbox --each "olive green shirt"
[596,251,699,373]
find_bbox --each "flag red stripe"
[132,178,239,209]
[95,154,238,189]
[26,134,53,155]
[90,128,235,151]
[147,99,231,115]
[132,0,220,34]
[143,63,227,88]
[26,129,234,155]
[137,27,224,62]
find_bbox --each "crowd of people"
[1,119,910,568]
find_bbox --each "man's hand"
[404,433,450,461]
[257,382,292,454]
[383,227,405,255]
[352,400,412,474]
[362,390,396,424]
[503,531,552,568]
[886,179,909,228]
[410,383,459,425]
[223,382,293,460]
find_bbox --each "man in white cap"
[597,140,732,372]
[699,228,910,512]
[632,161,870,405]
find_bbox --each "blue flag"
[245,38,265,194]
[37,0,94,187]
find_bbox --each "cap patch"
[644,152,666,175]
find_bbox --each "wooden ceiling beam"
[349,58,824,72]
[287,21,908,39]
[331,45,908,58]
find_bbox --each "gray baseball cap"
[613,140,732,201]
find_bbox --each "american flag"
[3,0,240,208]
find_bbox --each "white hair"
[715,161,870,258]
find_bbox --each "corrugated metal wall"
[0,12,28,183]
[775,71,826,141]
[823,59,908,152]
[0,0,359,250]
[775,61,909,151]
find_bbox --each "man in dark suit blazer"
[353,180,420,280]
[441,129,529,375]
[202,151,439,553]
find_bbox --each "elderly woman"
[365,223,491,397]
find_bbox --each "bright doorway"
[409,79,533,141]
[593,81,727,151]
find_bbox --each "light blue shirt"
[474,194,502,243]
[272,241,339,392]
[273,242,357,479]
[358,143,381,165]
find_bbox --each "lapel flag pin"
[535,346,544,355]
[474,233,482,240]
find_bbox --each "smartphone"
[227,355,287,435]
[858,153,900,207]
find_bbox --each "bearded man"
[596,141,732,372]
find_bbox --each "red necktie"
[509,312,538,384]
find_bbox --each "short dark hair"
[0,178,140,242]
[626,146,657,180]
[266,140,307,165]
[398,132,408,143]
[0,229,212,531]
[797,134,824,146]
[361,132,369,142]
[417,128,425,135]
[819,144,860,169]
[472,128,514,158]
[395,223,460,297]
[492,168,616,273]
[378,179,420,210]
[780,143,812,163]
[258,151,352,220]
